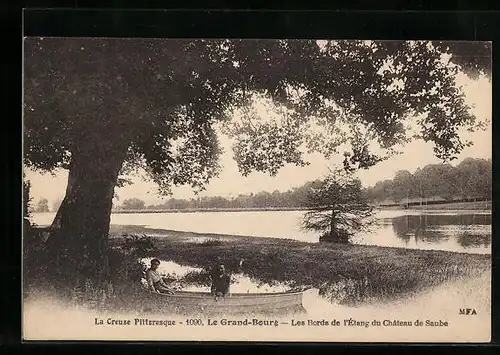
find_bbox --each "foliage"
[146,182,318,210]
[301,169,375,243]
[120,234,157,258]
[139,157,491,210]
[24,39,490,191]
[22,38,491,284]
[434,41,492,79]
[24,231,157,310]
[114,234,157,283]
[199,238,225,247]
[143,233,490,306]
[35,197,49,212]
[119,197,146,210]
[23,175,32,218]
[365,157,492,204]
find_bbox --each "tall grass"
[199,238,225,247]
[125,234,490,306]
[25,226,490,312]
[24,232,158,313]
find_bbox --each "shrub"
[121,234,157,258]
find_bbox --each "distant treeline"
[364,158,491,205]
[142,182,318,210]
[113,207,309,214]
[114,157,491,211]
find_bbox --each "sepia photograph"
[22,38,491,342]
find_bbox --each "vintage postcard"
[22,38,492,342]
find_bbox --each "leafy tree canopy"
[24,39,490,195]
[120,198,146,210]
[365,157,491,203]
[22,39,491,283]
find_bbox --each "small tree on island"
[301,169,375,243]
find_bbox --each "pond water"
[31,208,491,254]
[140,257,293,294]
[353,212,491,254]
[138,257,490,316]
[140,258,335,314]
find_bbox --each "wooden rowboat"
[141,289,310,316]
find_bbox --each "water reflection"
[140,258,333,316]
[391,215,449,244]
[457,231,492,249]
[386,214,491,252]
[399,213,490,226]
[31,210,492,254]
[141,258,293,294]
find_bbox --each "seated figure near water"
[210,263,231,297]
[146,258,174,294]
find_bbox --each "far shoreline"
[109,200,491,214]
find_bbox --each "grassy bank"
[109,225,490,306]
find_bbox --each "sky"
[24,72,491,209]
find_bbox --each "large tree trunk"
[51,163,78,230]
[46,147,127,289]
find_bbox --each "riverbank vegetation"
[111,157,491,213]
[108,227,489,306]
[23,39,491,300]
[23,224,490,313]
[365,158,491,206]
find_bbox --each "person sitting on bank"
[210,263,231,297]
[146,259,174,294]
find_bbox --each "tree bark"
[330,208,336,237]
[46,147,127,288]
[51,162,78,230]
[322,206,349,243]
